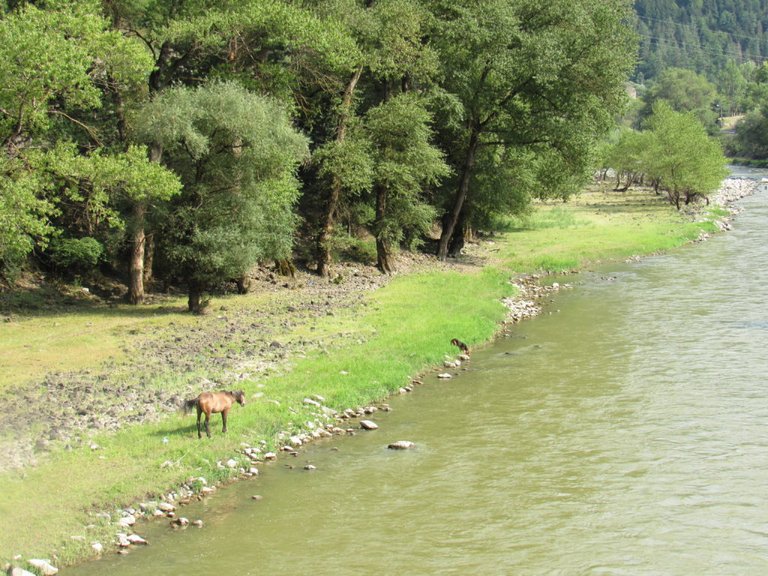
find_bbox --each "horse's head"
[235,390,246,406]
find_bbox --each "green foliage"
[634,0,768,86]
[0,0,152,140]
[730,108,768,160]
[429,0,637,232]
[0,157,54,276]
[640,68,719,133]
[643,101,729,207]
[365,94,449,250]
[47,237,103,274]
[134,82,309,293]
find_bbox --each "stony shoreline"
[3,178,760,574]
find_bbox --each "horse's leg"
[196,405,202,439]
[222,408,229,433]
[205,410,211,438]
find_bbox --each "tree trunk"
[188,281,203,314]
[143,233,154,285]
[374,184,393,274]
[437,126,480,260]
[128,203,146,305]
[317,66,363,278]
[447,208,467,257]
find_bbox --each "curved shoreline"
[2,179,760,573]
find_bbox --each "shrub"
[48,237,103,275]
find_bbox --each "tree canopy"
[0,0,656,304]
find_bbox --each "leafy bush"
[48,237,103,275]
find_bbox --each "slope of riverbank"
[0,182,755,572]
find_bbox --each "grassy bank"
[0,187,723,568]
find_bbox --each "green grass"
[0,186,723,566]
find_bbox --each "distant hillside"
[634,0,768,82]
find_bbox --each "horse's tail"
[182,397,198,415]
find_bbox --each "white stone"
[127,534,148,545]
[360,420,379,430]
[289,436,303,447]
[388,440,415,450]
[117,514,136,527]
[437,373,453,379]
[29,558,59,576]
[9,567,36,576]
[91,542,103,554]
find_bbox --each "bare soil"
[0,247,489,472]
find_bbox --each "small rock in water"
[303,464,317,471]
[171,517,190,528]
[192,519,204,528]
[28,559,58,575]
[387,440,415,450]
[360,420,379,430]
[127,534,148,545]
[437,373,453,379]
[116,533,131,547]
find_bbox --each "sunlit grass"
[0,185,726,565]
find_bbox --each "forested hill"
[634,0,768,82]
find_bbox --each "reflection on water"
[67,188,768,576]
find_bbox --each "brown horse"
[184,390,245,439]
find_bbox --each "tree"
[364,94,449,273]
[639,68,720,134]
[428,0,636,259]
[604,128,655,191]
[643,102,728,209]
[133,82,309,312]
[0,157,54,278]
[305,0,440,276]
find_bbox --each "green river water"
[67,172,768,575]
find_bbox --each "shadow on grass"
[0,285,189,319]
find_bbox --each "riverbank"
[0,182,755,573]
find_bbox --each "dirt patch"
[0,247,490,472]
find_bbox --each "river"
[67,170,768,575]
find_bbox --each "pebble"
[27,560,58,576]
[387,440,415,450]
[126,534,148,545]
[360,420,378,430]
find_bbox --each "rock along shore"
[3,177,759,573]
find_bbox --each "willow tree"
[643,102,728,209]
[133,82,309,312]
[427,0,637,259]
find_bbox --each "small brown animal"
[450,338,470,355]
[184,390,245,439]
